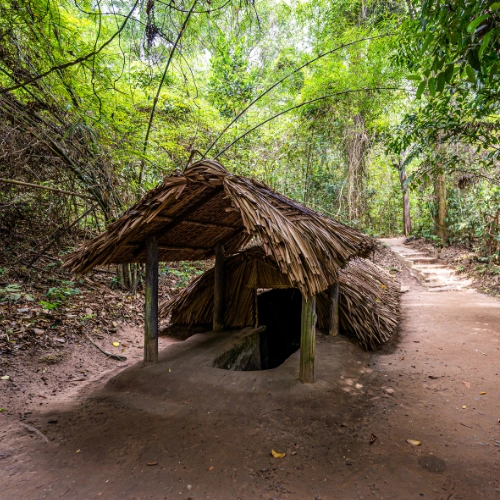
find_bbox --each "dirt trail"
[1,239,500,499]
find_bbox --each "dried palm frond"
[64,160,373,297]
[161,248,400,350]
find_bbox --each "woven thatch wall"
[64,160,373,297]
[160,248,400,350]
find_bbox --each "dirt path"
[1,239,500,499]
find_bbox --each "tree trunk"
[213,243,225,331]
[299,295,317,383]
[345,114,368,223]
[399,167,412,236]
[434,170,448,244]
[144,236,158,364]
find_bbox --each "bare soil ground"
[1,242,500,499]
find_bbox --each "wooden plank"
[213,242,225,331]
[144,236,158,364]
[299,295,317,383]
[328,282,339,336]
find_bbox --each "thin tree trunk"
[399,167,411,236]
[434,171,448,244]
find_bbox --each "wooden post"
[328,282,339,337]
[213,242,225,331]
[299,295,317,383]
[144,236,158,364]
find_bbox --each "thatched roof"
[160,247,400,349]
[64,160,373,297]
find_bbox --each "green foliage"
[0,284,34,303]
[163,262,204,288]
[40,283,81,309]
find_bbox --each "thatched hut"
[161,247,400,352]
[64,159,374,382]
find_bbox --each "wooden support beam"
[299,295,317,383]
[154,215,238,230]
[144,236,158,364]
[213,242,225,331]
[328,282,340,337]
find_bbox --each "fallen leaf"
[480,391,486,395]
[462,405,467,409]
[428,376,439,380]
[1,375,9,380]
[76,449,81,453]
[271,449,286,459]
[112,342,120,347]
[406,439,421,446]
[168,368,172,373]
[462,381,470,389]
[146,462,158,466]
[209,466,215,471]
[0,408,6,412]
[369,433,377,445]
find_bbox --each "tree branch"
[204,33,395,157]
[0,178,94,200]
[0,0,140,94]
[214,87,407,159]
[139,0,199,184]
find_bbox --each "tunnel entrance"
[212,288,302,372]
[257,288,302,369]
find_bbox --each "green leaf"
[466,65,477,82]
[428,77,436,97]
[416,80,426,99]
[444,63,454,82]
[467,15,489,33]
[407,74,422,81]
[436,72,446,92]
[479,29,495,57]
[490,2,500,11]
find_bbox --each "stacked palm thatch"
[317,258,400,349]
[160,247,400,350]
[64,160,373,297]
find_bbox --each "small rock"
[85,308,93,315]
[384,388,395,396]
[33,328,45,335]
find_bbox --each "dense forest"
[1,0,500,270]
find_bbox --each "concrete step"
[406,257,439,264]
[399,251,431,257]
[413,264,448,270]
[420,269,455,278]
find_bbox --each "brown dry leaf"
[480,391,486,395]
[146,462,158,466]
[271,449,286,459]
[369,433,377,445]
[209,466,215,471]
[462,381,470,389]
[406,439,421,446]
